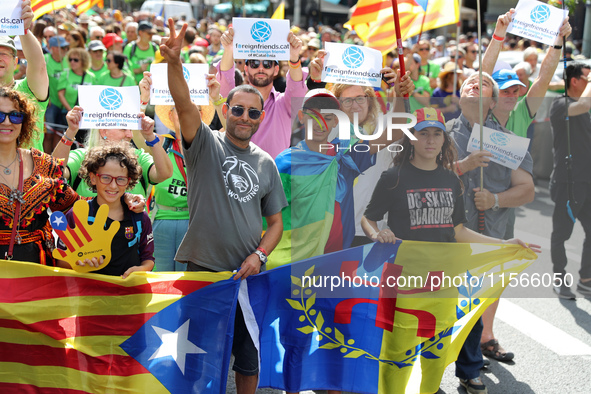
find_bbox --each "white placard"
[321,43,383,87]
[467,124,530,170]
[79,86,141,130]
[232,17,290,60]
[507,0,567,46]
[0,0,24,36]
[150,63,210,105]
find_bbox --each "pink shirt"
[217,65,308,159]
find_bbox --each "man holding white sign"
[448,72,534,392]
[217,23,307,159]
[0,0,49,152]
[507,0,568,47]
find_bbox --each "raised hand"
[159,18,187,64]
[65,106,83,135]
[51,201,120,273]
[21,0,33,31]
[494,8,515,38]
[139,72,152,104]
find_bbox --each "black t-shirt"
[549,95,591,183]
[364,163,466,242]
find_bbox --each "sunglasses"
[106,59,112,63]
[418,48,430,52]
[246,59,275,69]
[69,57,80,63]
[0,111,25,124]
[450,56,464,60]
[96,173,130,186]
[226,105,262,120]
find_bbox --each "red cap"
[103,33,123,49]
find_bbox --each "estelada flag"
[74,0,104,15]
[0,260,239,393]
[247,241,537,393]
[345,0,460,54]
[32,0,75,20]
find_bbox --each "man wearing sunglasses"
[162,20,287,394]
[216,25,307,159]
[0,0,49,153]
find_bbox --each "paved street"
[227,180,591,393]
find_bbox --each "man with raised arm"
[160,19,287,394]
[0,0,49,151]
[216,25,308,158]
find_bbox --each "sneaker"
[459,377,488,394]
[553,282,576,300]
[577,280,591,296]
[482,358,490,368]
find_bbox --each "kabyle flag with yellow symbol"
[247,241,537,393]
[345,0,459,54]
[0,261,239,393]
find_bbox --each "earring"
[409,145,414,160]
[103,136,107,140]
[439,151,443,161]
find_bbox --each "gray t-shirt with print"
[175,123,287,272]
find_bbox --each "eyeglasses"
[418,48,430,52]
[340,96,368,107]
[0,52,14,59]
[246,59,275,69]
[0,111,25,124]
[69,57,80,63]
[96,173,130,186]
[450,56,464,60]
[226,105,263,120]
[235,60,244,65]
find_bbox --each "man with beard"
[216,26,307,159]
[161,20,287,394]
[448,71,535,393]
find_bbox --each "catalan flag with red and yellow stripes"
[345,0,459,54]
[75,0,104,15]
[32,0,74,20]
[0,260,239,393]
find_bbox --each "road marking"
[497,300,591,356]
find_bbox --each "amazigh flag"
[32,0,75,19]
[0,260,239,393]
[345,0,460,54]
[270,138,372,269]
[247,241,537,393]
[74,0,104,15]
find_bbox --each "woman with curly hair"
[0,87,80,264]
[56,143,155,278]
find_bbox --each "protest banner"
[150,63,210,105]
[79,86,141,130]
[0,0,24,36]
[467,124,530,170]
[232,17,290,60]
[321,42,383,87]
[507,0,568,46]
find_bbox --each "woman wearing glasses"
[97,52,136,87]
[56,143,155,278]
[52,106,173,199]
[57,48,96,114]
[0,88,80,264]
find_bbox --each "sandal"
[480,339,514,362]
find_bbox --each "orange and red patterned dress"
[0,149,80,265]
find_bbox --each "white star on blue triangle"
[149,319,206,375]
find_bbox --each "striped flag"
[271,2,285,19]
[0,260,239,393]
[75,0,104,15]
[32,0,75,19]
[345,0,460,54]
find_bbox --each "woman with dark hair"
[0,87,79,264]
[67,30,86,49]
[97,52,135,87]
[431,62,464,120]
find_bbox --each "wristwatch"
[492,193,500,211]
[254,250,268,266]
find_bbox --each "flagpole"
[477,0,485,233]
[452,0,462,98]
[390,0,410,113]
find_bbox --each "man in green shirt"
[123,21,159,84]
[406,53,432,113]
[43,36,69,151]
[88,40,108,76]
[0,2,49,152]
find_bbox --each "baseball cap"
[102,33,123,49]
[138,21,156,33]
[307,38,321,50]
[0,37,17,56]
[414,108,446,131]
[48,36,69,48]
[492,69,526,90]
[88,40,106,52]
[302,89,340,111]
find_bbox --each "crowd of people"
[1,2,590,393]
